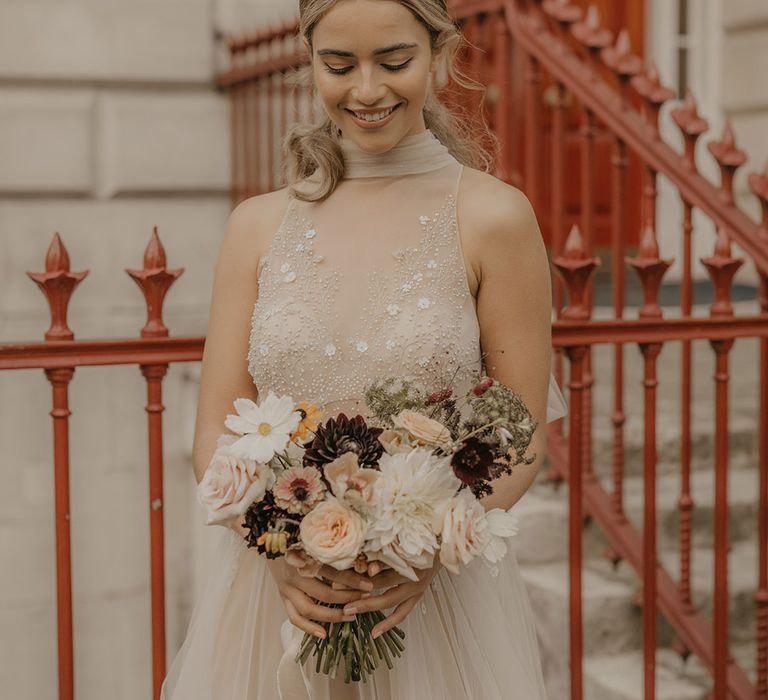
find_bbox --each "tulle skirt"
[160,526,549,699]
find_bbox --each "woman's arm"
[192,194,274,534]
[472,181,553,513]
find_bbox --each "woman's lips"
[345,102,403,129]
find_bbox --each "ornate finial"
[700,226,744,317]
[630,61,675,140]
[27,233,89,341]
[572,3,613,51]
[670,89,709,173]
[601,27,643,93]
[552,225,601,320]
[542,0,582,25]
[126,227,184,338]
[625,225,674,318]
[707,119,747,207]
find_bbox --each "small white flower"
[305,228,317,239]
[295,243,305,252]
[413,272,423,282]
[283,271,296,283]
[386,339,397,350]
[417,356,430,368]
[324,343,337,356]
[401,282,413,292]
[419,215,430,225]
[392,248,404,259]
[259,342,269,356]
[280,262,291,273]
[356,340,368,353]
[417,297,431,309]
[223,392,302,463]
[386,303,401,316]
[426,259,438,269]
[313,254,324,264]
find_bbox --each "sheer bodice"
[160,128,565,700]
[247,128,567,423]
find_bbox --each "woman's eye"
[323,59,412,75]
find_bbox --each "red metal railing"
[2,0,767,698]
[0,231,203,700]
[216,1,768,698]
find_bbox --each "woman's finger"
[370,596,418,639]
[319,564,374,592]
[284,597,326,639]
[286,585,357,623]
[296,576,370,605]
[342,582,415,615]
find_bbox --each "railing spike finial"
[671,88,709,174]
[126,226,184,339]
[542,0,582,48]
[585,3,599,29]
[625,226,674,319]
[27,232,89,341]
[748,159,768,239]
[571,3,612,78]
[707,118,748,207]
[601,27,642,105]
[700,225,744,318]
[630,60,675,141]
[552,224,601,320]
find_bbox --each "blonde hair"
[281,0,499,202]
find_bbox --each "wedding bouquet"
[196,373,538,683]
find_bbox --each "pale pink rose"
[325,452,379,510]
[284,546,324,578]
[392,409,452,447]
[439,490,491,575]
[377,429,411,455]
[196,439,275,525]
[299,496,367,570]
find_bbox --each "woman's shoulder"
[223,186,293,260]
[457,166,543,272]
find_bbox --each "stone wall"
[0,1,292,697]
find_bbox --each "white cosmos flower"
[482,507,519,564]
[223,391,301,463]
[363,447,461,581]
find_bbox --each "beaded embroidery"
[247,163,484,416]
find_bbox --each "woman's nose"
[350,69,387,104]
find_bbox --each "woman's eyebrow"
[316,42,418,57]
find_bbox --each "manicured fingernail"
[372,629,382,639]
[342,614,356,622]
[360,592,372,599]
[315,630,326,639]
[361,581,374,591]
[344,607,358,615]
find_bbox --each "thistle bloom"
[224,391,301,463]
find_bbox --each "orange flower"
[291,401,322,442]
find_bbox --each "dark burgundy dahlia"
[302,413,384,470]
[450,436,494,497]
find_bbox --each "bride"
[161,0,567,697]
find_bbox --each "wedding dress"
[161,127,568,699]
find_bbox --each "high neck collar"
[339,128,456,179]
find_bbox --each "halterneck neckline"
[339,128,456,179]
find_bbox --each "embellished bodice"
[246,128,568,423]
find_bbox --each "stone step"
[589,418,758,478]
[521,540,761,684]
[513,466,760,567]
[582,639,758,700]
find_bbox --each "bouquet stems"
[294,603,405,683]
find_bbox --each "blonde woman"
[162,0,567,697]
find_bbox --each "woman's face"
[306,0,437,151]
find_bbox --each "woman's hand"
[341,555,443,638]
[266,557,374,639]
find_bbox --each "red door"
[513,0,646,250]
